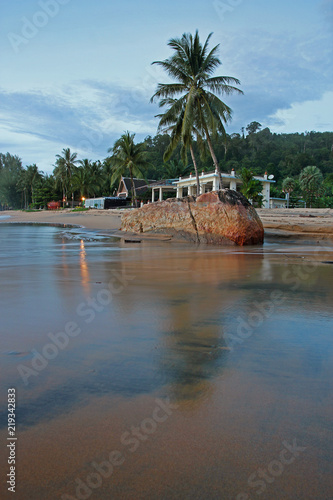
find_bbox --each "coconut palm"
[282,177,296,208]
[89,160,103,193]
[162,159,192,180]
[53,161,67,206]
[24,164,40,205]
[17,170,29,209]
[299,166,324,208]
[74,159,103,198]
[55,148,78,207]
[150,30,243,188]
[156,97,203,193]
[72,167,90,199]
[108,132,151,206]
[239,167,263,206]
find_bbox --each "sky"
[0,0,332,174]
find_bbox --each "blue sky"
[0,0,332,173]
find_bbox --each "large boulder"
[121,189,264,246]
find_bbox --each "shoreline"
[1,207,333,243]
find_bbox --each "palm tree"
[89,160,103,194]
[53,161,67,206]
[25,164,40,205]
[282,177,296,208]
[156,97,202,193]
[74,159,103,199]
[299,166,324,208]
[108,132,151,206]
[162,159,191,180]
[150,31,243,188]
[239,167,263,205]
[102,158,117,195]
[55,148,78,207]
[72,167,90,200]
[17,169,29,209]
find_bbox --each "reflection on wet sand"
[79,239,91,294]
[0,226,333,499]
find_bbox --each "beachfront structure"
[269,197,287,209]
[149,179,178,202]
[84,197,127,209]
[174,169,275,208]
[117,177,154,199]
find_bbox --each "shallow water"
[0,224,333,499]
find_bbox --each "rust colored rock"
[121,189,264,246]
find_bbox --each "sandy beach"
[1,209,333,499]
[1,207,333,240]
[0,208,123,232]
[257,207,333,239]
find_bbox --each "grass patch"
[70,207,89,212]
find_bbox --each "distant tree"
[53,160,67,205]
[0,153,24,209]
[33,174,58,208]
[299,166,324,207]
[324,173,333,195]
[108,132,151,206]
[89,161,103,193]
[102,158,118,195]
[17,169,29,209]
[282,177,296,208]
[246,121,262,135]
[72,167,90,200]
[24,164,41,205]
[55,148,78,207]
[73,159,103,199]
[239,167,263,206]
[161,159,191,179]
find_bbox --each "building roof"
[138,179,177,190]
[174,170,275,185]
[120,177,152,192]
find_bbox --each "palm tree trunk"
[129,169,137,207]
[189,145,200,195]
[205,130,223,189]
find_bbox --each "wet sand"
[0,208,123,231]
[257,207,333,239]
[0,218,333,499]
[2,207,333,241]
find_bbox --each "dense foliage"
[1,127,333,209]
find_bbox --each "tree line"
[1,31,332,209]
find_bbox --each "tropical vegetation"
[0,31,333,210]
[151,31,243,193]
[107,131,151,206]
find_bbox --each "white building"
[174,169,275,209]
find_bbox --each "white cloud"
[267,91,333,133]
[0,81,159,173]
